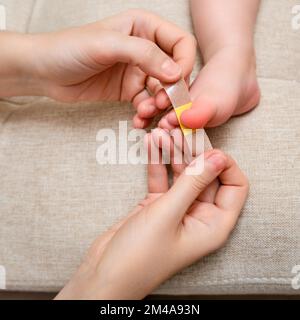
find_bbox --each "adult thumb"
[112,33,182,83]
[157,150,227,224]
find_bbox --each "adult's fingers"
[215,155,249,215]
[151,128,187,181]
[145,133,169,194]
[152,150,227,224]
[111,32,183,83]
[103,10,196,78]
[136,97,160,120]
[166,127,219,203]
[128,10,197,79]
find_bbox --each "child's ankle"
[203,41,256,65]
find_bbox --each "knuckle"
[228,153,250,189]
[190,175,210,194]
[211,149,226,158]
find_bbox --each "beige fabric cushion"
[0,0,299,295]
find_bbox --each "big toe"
[181,99,217,129]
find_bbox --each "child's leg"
[138,0,261,130]
[170,0,261,128]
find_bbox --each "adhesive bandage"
[163,78,213,162]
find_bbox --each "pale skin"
[56,129,249,300]
[133,0,261,204]
[135,0,261,129]
[0,9,250,299]
[0,10,196,101]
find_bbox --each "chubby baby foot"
[159,45,260,130]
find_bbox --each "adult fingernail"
[161,59,182,77]
[206,153,226,171]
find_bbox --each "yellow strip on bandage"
[174,102,193,136]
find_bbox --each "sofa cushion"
[0,0,299,295]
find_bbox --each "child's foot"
[157,45,260,129]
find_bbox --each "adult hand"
[56,129,249,300]
[0,10,196,112]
